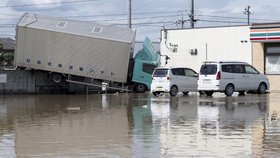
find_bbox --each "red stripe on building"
[251,37,280,41]
[250,37,267,41]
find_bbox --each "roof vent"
[92,27,102,33]
[56,21,67,28]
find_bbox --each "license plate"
[203,79,211,84]
[156,86,163,91]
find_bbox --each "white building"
[160,25,251,72]
[160,24,280,91]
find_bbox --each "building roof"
[161,25,250,31]
[251,23,280,29]
[250,23,280,42]
[17,13,135,43]
[0,38,15,50]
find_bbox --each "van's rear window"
[153,69,168,77]
[200,64,217,75]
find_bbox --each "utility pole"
[128,0,132,28]
[189,0,195,28]
[243,6,253,25]
[176,12,187,29]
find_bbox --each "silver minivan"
[151,67,198,96]
[197,61,270,96]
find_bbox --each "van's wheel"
[258,82,267,94]
[169,85,178,96]
[205,91,213,96]
[224,84,234,96]
[51,73,64,84]
[134,83,146,93]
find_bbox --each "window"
[184,69,196,77]
[48,62,52,66]
[153,69,168,77]
[232,65,245,73]
[92,27,102,33]
[200,64,217,75]
[26,58,31,63]
[222,65,232,73]
[142,63,156,74]
[245,65,259,74]
[79,67,84,71]
[69,65,73,70]
[56,21,67,28]
[171,68,185,76]
[265,43,280,74]
[58,64,62,68]
[37,60,41,65]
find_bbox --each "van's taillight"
[216,71,221,80]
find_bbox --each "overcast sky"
[1,0,280,41]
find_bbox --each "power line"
[1,10,280,31]
[199,19,246,24]
[1,12,278,23]
[109,21,174,26]
[0,33,15,37]
[197,14,280,22]
[0,14,22,17]
[90,14,179,22]
[197,14,247,20]
[60,10,184,18]
[0,0,98,8]
[0,13,179,24]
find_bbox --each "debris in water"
[66,107,81,111]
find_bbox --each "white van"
[197,61,269,96]
[151,67,198,96]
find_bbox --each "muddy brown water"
[0,92,279,157]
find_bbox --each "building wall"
[160,26,252,72]
[0,70,87,94]
[252,43,280,91]
[252,43,264,73]
[0,70,35,94]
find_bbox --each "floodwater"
[0,92,280,158]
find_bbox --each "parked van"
[151,67,198,96]
[197,61,269,96]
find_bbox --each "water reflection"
[0,102,16,158]
[0,93,280,157]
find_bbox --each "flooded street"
[0,92,280,157]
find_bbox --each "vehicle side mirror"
[194,73,199,77]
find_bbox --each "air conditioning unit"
[189,49,198,55]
